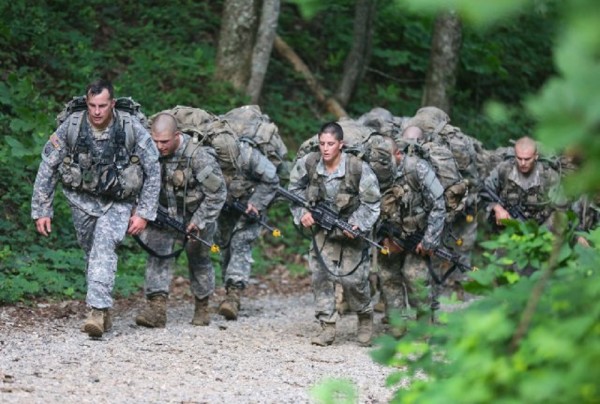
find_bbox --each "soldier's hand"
[415,242,433,257]
[300,212,315,228]
[343,225,359,239]
[246,203,260,217]
[127,215,148,236]
[383,237,403,254]
[493,204,511,225]
[576,235,591,248]
[186,223,201,239]
[35,217,52,237]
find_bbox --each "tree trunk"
[215,0,259,91]
[336,0,376,107]
[246,0,280,104]
[422,10,462,115]
[273,35,348,119]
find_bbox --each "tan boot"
[83,308,108,338]
[311,322,336,346]
[104,309,113,332]
[218,287,240,321]
[357,312,374,347]
[135,294,167,328]
[191,296,211,326]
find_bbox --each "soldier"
[571,194,600,247]
[288,122,381,347]
[483,136,563,228]
[134,113,227,328]
[377,129,446,334]
[31,79,160,338]
[216,136,280,321]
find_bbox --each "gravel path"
[0,292,396,403]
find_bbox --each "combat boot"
[191,296,211,326]
[83,308,109,338]
[218,286,241,321]
[135,294,167,328]
[357,312,374,347]
[311,322,336,346]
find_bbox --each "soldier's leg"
[338,246,374,346]
[216,213,239,282]
[309,241,338,346]
[378,252,408,324]
[85,202,130,309]
[402,253,432,321]
[222,219,261,287]
[187,222,217,326]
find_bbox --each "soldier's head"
[514,136,538,175]
[401,126,425,143]
[85,79,115,130]
[151,113,181,157]
[318,122,344,166]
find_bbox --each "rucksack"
[356,107,409,143]
[220,105,289,173]
[295,118,396,190]
[56,96,147,151]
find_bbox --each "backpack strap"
[66,110,86,150]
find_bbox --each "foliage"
[372,0,600,402]
[309,378,358,404]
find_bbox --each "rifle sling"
[310,228,368,278]
[133,234,186,259]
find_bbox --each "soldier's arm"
[348,162,381,232]
[31,122,70,220]
[245,145,279,211]
[287,155,310,225]
[131,121,160,221]
[190,148,227,230]
[419,160,446,251]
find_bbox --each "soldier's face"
[515,145,538,175]
[152,130,180,156]
[86,89,115,129]
[318,132,343,165]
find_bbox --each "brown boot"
[357,312,374,346]
[83,308,109,338]
[191,296,211,326]
[135,294,167,328]
[311,322,336,346]
[218,286,240,321]
[104,309,113,332]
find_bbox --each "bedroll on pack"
[220,105,289,177]
[356,107,409,143]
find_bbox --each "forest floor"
[0,267,403,403]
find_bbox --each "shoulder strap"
[66,110,86,150]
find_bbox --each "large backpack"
[295,118,396,190]
[220,105,289,174]
[356,107,409,144]
[56,96,147,151]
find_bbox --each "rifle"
[377,222,473,282]
[482,185,528,222]
[154,208,220,253]
[225,200,281,238]
[276,186,389,255]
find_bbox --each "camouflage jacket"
[381,155,446,250]
[31,111,160,220]
[159,133,227,229]
[288,152,381,232]
[483,159,563,222]
[221,141,279,211]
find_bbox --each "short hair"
[401,126,424,142]
[151,113,179,135]
[318,121,343,141]
[86,79,114,99]
[515,136,538,154]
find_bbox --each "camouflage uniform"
[31,112,160,309]
[483,159,562,226]
[139,133,226,299]
[572,194,600,233]
[288,152,381,324]
[217,141,279,289]
[378,155,445,320]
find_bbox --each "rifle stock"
[482,185,528,222]
[276,186,389,254]
[226,200,281,237]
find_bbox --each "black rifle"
[482,185,528,222]
[377,222,472,283]
[225,200,281,237]
[154,208,220,253]
[276,186,389,255]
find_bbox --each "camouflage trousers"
[309,230,372,324]
[432,212,478,285]
[71,201,132,309]
[139,222,217,299]
[217,212,261,288]
[378,250,431,320]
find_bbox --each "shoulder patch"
[49,133,61,149]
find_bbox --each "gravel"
[0,292,396,403]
